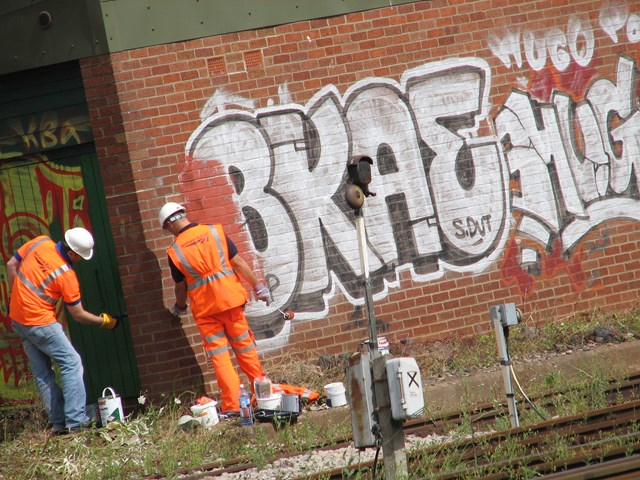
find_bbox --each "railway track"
[418,370,640,436]
[305,399,640,480]
[164,372,640,480]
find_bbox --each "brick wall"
[81,0,640,399]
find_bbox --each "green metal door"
[0,60,139,403]
[0,146,140,403]
[54,146,140,402]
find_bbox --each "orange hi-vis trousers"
[197,306,264,411]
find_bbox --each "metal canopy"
[0,0,421,75]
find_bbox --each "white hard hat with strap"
[159,202,186,228]
[64,228,94,260]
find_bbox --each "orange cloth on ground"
[273,383,320,401]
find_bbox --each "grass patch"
[2,306,640,479]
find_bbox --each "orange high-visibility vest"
[9,236,82,326]
[167,224,247,317]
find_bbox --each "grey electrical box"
[386,357,424,421]
[345,350,377,448]
[489,303,520,327]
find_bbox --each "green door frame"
[41,145,140,402]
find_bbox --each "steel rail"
[297,400,640,480]
[538,454,640,479]
[162,372,640,480]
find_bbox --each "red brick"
[75,0,640,400]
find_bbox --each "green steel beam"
[100,0,419,52]
[0,0,421,76]
[0,0,108,75]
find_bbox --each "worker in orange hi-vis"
[159,202,271,413]
[7,228,119,435]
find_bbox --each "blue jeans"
[12,321,90,429]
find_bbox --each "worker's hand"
[100,313,119,330]
[171,303,188,318]
[254,283,270,303]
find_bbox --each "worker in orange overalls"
[7,228,119,434]
[159,202,271,413]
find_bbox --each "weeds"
[1,307,640,479]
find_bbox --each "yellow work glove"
[100,313,119,330]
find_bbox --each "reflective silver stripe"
[203,331,226,344]
[22,237,48,259]
[302,390,311,398]
[171,225,235,292]
[170,242,199,280]
[229,331,249,343]
[206,345,230,357]
[16,244,71,305]
[233,343,256,355]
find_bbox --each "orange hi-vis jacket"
[167,224,247,318]
[9,236,82,326]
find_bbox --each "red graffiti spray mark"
[546,237,589,288]
[501,238,535,296]
[528,61,597,103]
[500,236,601,298]
[1,155,91,398]
[0,280,10,331]
[0,338,29,386]
[179,157,261,272]
[36,163,92,230]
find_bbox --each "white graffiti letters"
[492,7,640,71]
[403,60,506,261]
[187,58,507,324]
[495,56,640,254]
[491,17,595,72]
[186,53,640,342]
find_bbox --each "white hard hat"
[64,228,94,260]
[159,202,186,228]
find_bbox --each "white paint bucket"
[324,382,347,408]
[190,400,219,428]
[256,393,281,411]
[98,387,124,426]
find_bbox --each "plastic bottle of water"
[238,384,253,427]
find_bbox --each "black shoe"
[55,423,95,436]
[50,424,66,435]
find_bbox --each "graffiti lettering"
[0,109,92,159]
[453,215,492,242]
[186,53,640,344]
[186,57,505,333]
[0,157,92,395]
[0,340,29,387]
[489,16,595,71]
[490,7,640,72]
[599,5,640,43]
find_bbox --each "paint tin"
[98,387,124,426]
[281,394,301,413]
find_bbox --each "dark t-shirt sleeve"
[169,256,184,283]
[227,235,238,259]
